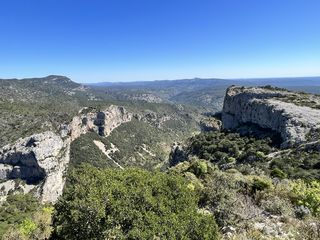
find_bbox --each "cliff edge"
[0,105,132,203]
[222,86,320,147]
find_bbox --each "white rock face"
[0,180,37,203]
[41,142,70,203]
[0,105,133,203]
[0,165,13,180]
[0,132,66,202]
[69,105,132,138]
[100,105,132,136]
[222,86,320,147]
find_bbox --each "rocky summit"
[222,86,320,147]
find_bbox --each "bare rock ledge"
[222,86,320,147]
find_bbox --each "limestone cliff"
[0,105,133,203]
[222,86,320,147]
[0,132,67,202]
[69,105,133,139]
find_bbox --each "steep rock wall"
[0,132,66,202]
[69,105,133,139]
[0,105,133,203]
[222,86,320,147]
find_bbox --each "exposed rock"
[222,86,320,147]
[0,105,133,203]
[0,132,67,202]
[69,105,132,139]
[67,110,97,141]
[41,142,70,203]
[0,180,37,203]
[200,117,222,132]
[140,144,156,157]
[140,110,172,128]
[127,93,163,103]
[169,143,187,167]
[100,105,132,136]
[93,140,123,169]
[0,165,13,180]
[222,226,236,236]
[252,215,295,239]
[0,132,63,183]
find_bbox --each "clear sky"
[0,0,319,83]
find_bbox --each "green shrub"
[188,131,273,167]
[260,196,294,216]
[19,218,37,237]
[270,149,320,179]
[2,205,54,240]
[226,157,236,163]
[271,168,287,179]
[53,165,220,240]
[291,180,320,217]
[189,160,208,177]
[255,151,265,159]
[0,194,40,238]
[251,177,272,194]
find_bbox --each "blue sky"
[0,0,319,82]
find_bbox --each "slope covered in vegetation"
[52,165,220,240]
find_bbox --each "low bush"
[271,168,287,179]
[189,160,208,177]
[291,180,320,217]
[52,165,220,240]
[251,177,272,194]
[0,195,53,240]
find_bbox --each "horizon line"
[1,74,320,84]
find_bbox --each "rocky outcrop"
[169,143,187,167]
[0,105,133,203]
[69,105,132,139]
[128,93,163,103]
[97,105,132,136]
[222,86,320,147]
[0,132,67,202]
[0,132,63,183]
[138,110,172,128]
[200,117,222,132]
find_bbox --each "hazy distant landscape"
[88,76,320,112]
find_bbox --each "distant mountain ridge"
[2,75,319,87]
[86,76,320,113]
[88,76,320,87]
[0,75,90,104]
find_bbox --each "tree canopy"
[52,165,220,240]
